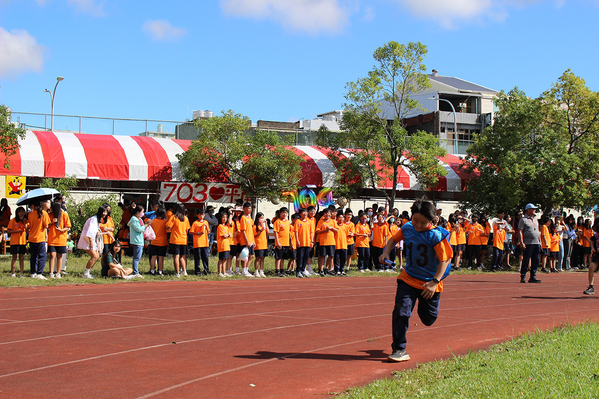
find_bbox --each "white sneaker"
[60,270,68,275]
[181,270,188,276]
[175,273,181,278]
[55,272,62,279]
[49,273,55,279]
[218,273,226,278]
[379,269,386,273]
[386,269,394,273]
[37,274,48,280]
[254,270,261,278]
[82,272,94,279]
[242,270,254,277]
[259,270,267,278]
[19,273,24,278]
[225,270,233,276]
[134,274,144,278]
[302,270,311,278]
[124,275,135,280]
[10,273,16,277]
[359,269,365,273]
[31,273,37,279]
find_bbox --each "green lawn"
[339,322,599,398]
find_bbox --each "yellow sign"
[6,176,26,198]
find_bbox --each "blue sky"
[0,0,598,134]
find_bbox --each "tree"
[40,175,79,199]
[1,105,26,168]
[316,41,447,209]
[70,194,122,238]
[461,70,599,216]
[177,110,304,207]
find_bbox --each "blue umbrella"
[16,188,61,206]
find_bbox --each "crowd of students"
[1,196,597,295]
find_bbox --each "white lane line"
[0,313,389,379]
[0,302,390,346]
[135,335,392,399]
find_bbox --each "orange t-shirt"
[392,227,452,293]
[190,219,210,248]
[550,233,560,252]
[47,211,71,247]
[28,211,50,243]
[582,227,592,248]
[167,216,190,245]
[316,218,336,246]
[294,218,314,247]
[150,218,168,246]
[354,222,371,248]
[7,218,27,245]
[390,224,399,239]
[273,219,291,247]
[253,224,268,251]
[456,224,466,245]
[479,222,491,245]
[541,225,551,249]
[345,221,355,246]
[100,216,115,244]
[466,223,484,245]
[217,224,231,252]
[493,226,506,250]
[238,215,254,246]
[334,222,348,250]
[290,224,297,249]
[371,222,389,248]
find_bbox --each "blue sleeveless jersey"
[402,222,451,281]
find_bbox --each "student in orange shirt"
[273,207,292,277]
[294,208,314,278]
[238,202,256,277]
[28,198,51,279]
[371,213,390,272]
[287,213,299,275]
[306,206,318,275]
[253,212,269,278]
[548,223,560,273]
[379,199,452,363]
[491,211,507,271]
[315,208,338,276]
[388,216,400,270]
[466,215,485,270]
[539,215,552,273]
[48,201,72,279]
[167,204,190,277]
[7,206,27,277]
[334,211,348,275]
[216,212,232,277]
[149,207,168,276]
[344,209,355,273]
[99,203,115,268]
[582,219,593,269]
[355,213,371,272]
[190,209,211,276]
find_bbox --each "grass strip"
[339,322,599,398]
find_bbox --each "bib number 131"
[405,242,429,267]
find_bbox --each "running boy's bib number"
[405,242,429,267]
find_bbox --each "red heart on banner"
[209,186,225,201]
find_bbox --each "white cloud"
[142,20,188,42]
[67,0,105,16]
[220,0,350,35]
[0,27,45,78]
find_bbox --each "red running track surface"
[0,273,597,398]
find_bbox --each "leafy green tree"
[177,110,304,207]
[70,195,122,237]
[316,41,447,209]
[461,70,599,216]
[40,175,79,199]
[1,105,26,168]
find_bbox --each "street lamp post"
[44,76,64,132]
[430,96,457,154]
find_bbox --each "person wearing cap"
[518,204,542,283]
[204,205,218,253]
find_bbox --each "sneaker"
[583,286,595,295]
[242,270,254,277]
[336,271,342,276]
[528,278,542,284]
[218,273,226,278]
[82,272,94,279]
[31,273,37,279]
[134,274,144,278]
[225,270,233,276]
[19,274,25,278]
[124,275,135,280]
[181,270,188,277]
[302,270,311,278]
[254,270,261,278]
[541,268,550,274]
[454,266,462,271]
[319,270,325,277]
[259,270,267,278]
[60,271,68,275]
[55,273,62,279]
[341,271,348,276]
[520,277,526,283]
[10,273,16,278]
[296,272,304,278]
[37,274,47,280]
[158,271,164,276]
[379,269,386,273]
[175,273,181,278]
[386,269,394,273]
[150,270,156,276]
[387,349,410,362]
[309,269,318,276]
[49,273,55,279]
[359,269,365,273]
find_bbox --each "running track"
[0,273,597,398]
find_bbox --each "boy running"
[380,199,453,362]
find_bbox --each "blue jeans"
[29,242,47,274]
[521,244,540,278]
[392,279,440,351]
[131,245,143,275]
[192,247,210,275]
[296,247,311,273]
[357,247,370,270]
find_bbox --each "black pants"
[371,246,385,270]
[29,242,47,275]
[392,279,440,352]
[357,247,370,270]
[192,247,210,275]
[334,249,347,273]
[521,244,540,278]
[467,245,481,268]
[296,247,311,273]
[492,247,503,270]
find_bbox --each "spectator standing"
[204,205,218,253]
[518,204,542,284]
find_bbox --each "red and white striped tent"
[0,131,471,192]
